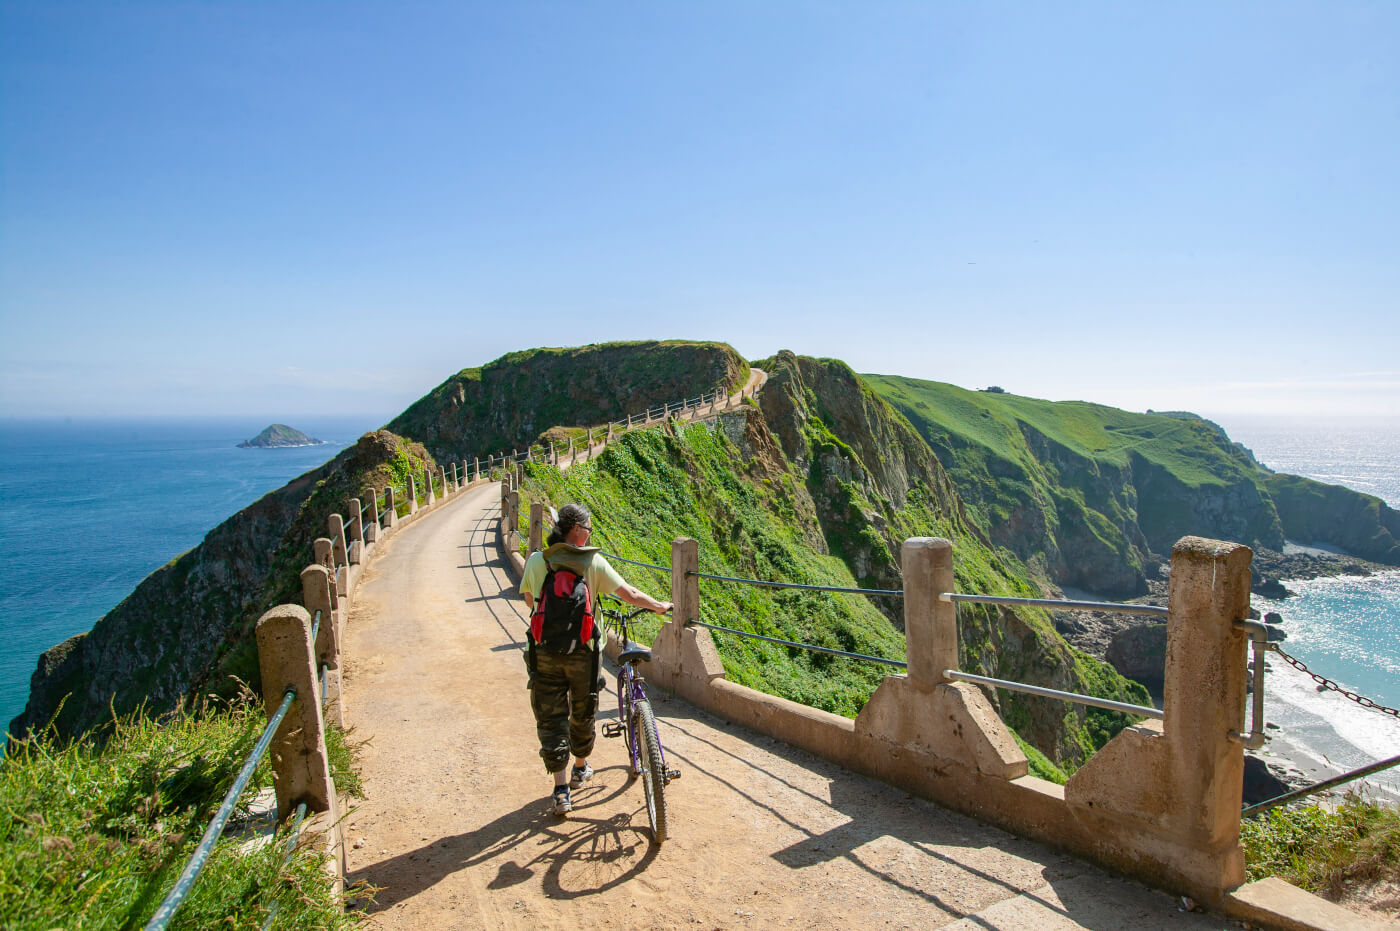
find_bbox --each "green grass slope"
[1,699,362,930]
[523,395,1147,769]
[865,374,1287,594]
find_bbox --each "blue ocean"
[1,414,1397,785]
[0,417,384,734]
[1220,416,1400,793]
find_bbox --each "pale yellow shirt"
[520,545,625,610]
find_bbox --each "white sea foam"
[1264,657,1400,798]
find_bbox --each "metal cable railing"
[941,592,1168,616]
[257,801,310,931]
[689,619,908,668]
[689,570,902,597]
[943,669,1162,719]
[142,689,298,930]
[600,550,672,573]
[144,608,325,930]
[1243,754,1400,816]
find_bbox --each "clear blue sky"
[2,2,1396,423]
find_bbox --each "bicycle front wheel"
[632,699,668,843]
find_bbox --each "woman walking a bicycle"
[519,503,672,815]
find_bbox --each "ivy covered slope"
[526,351,1148,770]
[11,431,435,742]
[866,375,1400,595]
[387,340,749,463]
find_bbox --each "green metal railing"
[143,609,322,930]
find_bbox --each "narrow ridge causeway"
[341,482,1222,930]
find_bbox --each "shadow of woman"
[347,767,658,912]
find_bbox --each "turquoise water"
[0,417,383,733]
[1218,415,1400,783]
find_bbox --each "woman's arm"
[614,582,672,616]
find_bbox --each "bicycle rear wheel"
[632,699,667,843]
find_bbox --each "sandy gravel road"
[341,477,1227,930]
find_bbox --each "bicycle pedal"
[601,722,624,739]
[665,769,681,782]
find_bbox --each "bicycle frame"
[599,599,677,841]
[609,611,667,775]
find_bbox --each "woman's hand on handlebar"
[654,601,674,616]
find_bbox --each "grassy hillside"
[522,402,1147,770]
[1,699,362,930]
[865,374,1287,594]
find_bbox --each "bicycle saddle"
[617,645,652,667]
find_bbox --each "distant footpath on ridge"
[237,423,324,448]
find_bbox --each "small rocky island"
[237,424,324,448]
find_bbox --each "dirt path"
[340,482,1227,930]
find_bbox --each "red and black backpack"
[529,563,596,655]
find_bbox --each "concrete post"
[364,491,379,544]
[300,564,342,727]
[450,462,459,491]
[607,423,614,443]
[903,538,957,686]
[671,537,700,627]
[1063,536,1252,905]
[506,490,519,537]
[383,486,397,528]
[315,536,346,601]
[423,466,435,505]
[255,604,332,819]
[568,438,575,462]
[346,499,364,564]
[439,465,447,499]
[1163,538,1252,848]
[300,564,338,671]
[408,475,418,514]
[529,501,543,554]
[327,514,348,571]
[474,458,480,482]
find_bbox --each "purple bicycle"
[598,598,680,843]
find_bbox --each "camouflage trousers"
[529,648,598,773]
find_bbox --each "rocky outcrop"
[1106,623,1168,688]
[237,424,324,448]
[11,431,433,741]
[757,351,969,594]
[388,341,748,464]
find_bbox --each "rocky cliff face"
[11,431,433,741]
[387,341,748,464]
[753,352,1149,765]
[864,376,1399,604]
[757,351,969,594]
[1265,472,1400,564]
